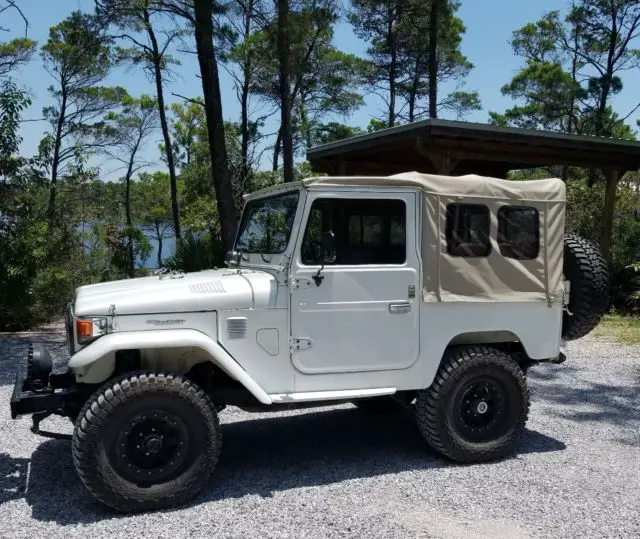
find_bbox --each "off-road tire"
[415,346,529,463]
[72,372,221,513]
[562,234,610,340]
[352,396,402,414]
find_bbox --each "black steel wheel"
[73,372,221,513]
[110,410,190,485]
[415,345,529,463]
[451,377,511,444]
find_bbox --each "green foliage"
[0,80,30,163]
[237,0,364,153]
[492,2,640,136]
[41,11,112,83]
[0,37,37,77]
[350,0,479,123]
[308,122,364,146]
[163,232,226,273]
[168,100,204,169]
[563,172,640,312]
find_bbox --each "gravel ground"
[0,325,638,539]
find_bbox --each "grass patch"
[592,314,640,344]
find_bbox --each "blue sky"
[5,0,640,179]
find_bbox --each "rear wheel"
[415,346,529,462]
[72,372,221,513]
[562,234,610,340]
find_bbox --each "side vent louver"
[226,317,248,339]
[189,281,225,294]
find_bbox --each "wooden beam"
[415,138,460,175]
[423,138,639,170]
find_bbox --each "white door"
[290,191,420,382]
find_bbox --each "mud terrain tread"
[72,372,221,513]
[415,345,529,463]
[562,234,610,340]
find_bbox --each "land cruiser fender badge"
[145,319,186,326]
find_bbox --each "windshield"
[235,191,300,254]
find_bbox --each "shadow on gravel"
[1,407,565,525]
[0,453,30,504]
[529,367,640,443]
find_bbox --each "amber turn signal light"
[76,319,94,342]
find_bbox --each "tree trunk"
[273,122,283,172]
[193,0,238,249]
[124,158,135,277]
[595,9,618,138]
[428,0,440,119]
[387,6,396,127]
[48,89,67,219]
[155,221,163,267]
[408,56,420,123]
[600,169,621,262]
[277,0,294,183]
[144,9,181,239]
[239,0,253,196]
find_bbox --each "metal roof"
[307,119,640,177]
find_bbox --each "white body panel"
[74,268,277,316]
[289,191,420,391]
[69,328,272,403]
[66,182,564,403]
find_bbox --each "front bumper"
[10,344,77,420]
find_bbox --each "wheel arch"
[446,331,530,360]
[68,329,272,404]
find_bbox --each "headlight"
[75,317,108,344]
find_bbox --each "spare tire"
[562,234,610,340]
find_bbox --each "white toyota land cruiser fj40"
[10,172,609,512]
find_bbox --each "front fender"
[68,329,272,404]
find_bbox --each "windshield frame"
[234,189,301,256]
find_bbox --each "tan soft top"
[303,172,566,202]
[304,172,567,304]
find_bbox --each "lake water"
[142,235,177,268]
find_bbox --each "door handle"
[389,302,411,314]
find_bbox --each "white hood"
[73,269,278,316]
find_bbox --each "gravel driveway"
[1,325,638,538]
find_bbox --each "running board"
[269,387,396,404]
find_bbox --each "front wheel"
[72,372,221,512]
[415,346,529,463]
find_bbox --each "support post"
[600,169,623,262]
[415,138,460,175]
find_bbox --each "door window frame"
[292,189,418,270]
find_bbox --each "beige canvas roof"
[304,172,567,304]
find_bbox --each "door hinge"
[290,278,312,290]
[289,337,312,351]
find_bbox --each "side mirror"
[226,250,241,267]
[320,231,337,264]
[311,231,336,287]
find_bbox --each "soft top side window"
[446,203,491,257]
[498,206,540,260]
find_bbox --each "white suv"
[10,172,609,512]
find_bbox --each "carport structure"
[307,119,640,259]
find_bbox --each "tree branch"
[0,1,29,36]
[171,92,205,107]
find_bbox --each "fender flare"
[68,329,272,404]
